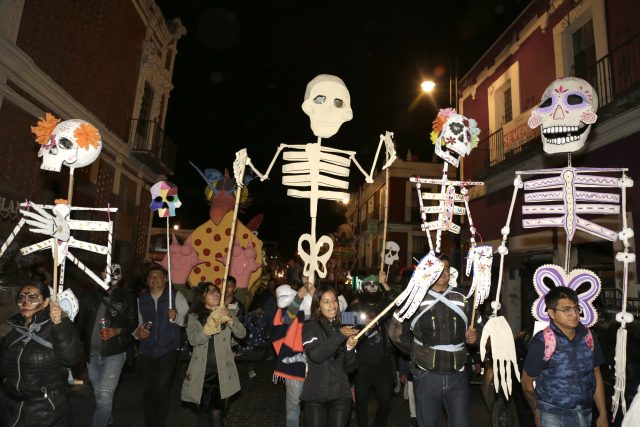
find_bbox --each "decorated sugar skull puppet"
[0,114,117,306]
[150,181,182,309]
[232,74,396,287]
[407,109,492,314]
[490,77,634,414]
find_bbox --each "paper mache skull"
[528,77,598,154]
[301,74,353,139]
[31,113,102,172]
[431,108,480,167]
[150,181,182,218]
[384,241,400,266]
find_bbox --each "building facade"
[459,0,640,331]
[346,158,445,283]
[0,0,185,286]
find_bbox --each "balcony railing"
[130,119,176,175]
[582,32,640,112]
[465,33,640,179]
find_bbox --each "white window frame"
[552,0,608,79]
[487,61,521,133]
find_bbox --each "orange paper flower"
[73,123,101,150]
[31,112,60,145]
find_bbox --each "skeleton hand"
[21,203,70,241]
[381,132,396,170]
[479,315,520,399]
[233,149,249,187]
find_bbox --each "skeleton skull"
[432,109,479,167]
[301,74,353,138]
[150,181,182,218]
[384,241,400,266]
[38,119,102,172]
[528,77,598,154]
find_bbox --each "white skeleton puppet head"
[384,241,400,266]
[302,74,353,139]
[431,108,480,168]
[31,113,102,172]
[528,77,598,154]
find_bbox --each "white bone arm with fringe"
[479,173,523,400]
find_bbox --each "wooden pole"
[166,217,173,309]
[355,292,403,340]
[378,159,390,275]
[221,163,246,306]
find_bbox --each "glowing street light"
[421,80,436,93]
[173,224,180,231]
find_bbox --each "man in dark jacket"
[388,256,478,427]
[76,264,137,427]
[134,265,189,427]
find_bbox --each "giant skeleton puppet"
[233,75,396,285]
[491,77,634,416]
[0,114,118,320]
[393,109,493,338]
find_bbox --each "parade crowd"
[0,256,611,427]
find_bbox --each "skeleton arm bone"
[349,131,396,184]
[494,174,523,314]
[234,145,290,184]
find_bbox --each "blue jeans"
[539,403,592,427]
[413,369,470,427]
[285,379,304,427]
[87,352,127,427]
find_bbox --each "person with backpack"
[521,287,608,427]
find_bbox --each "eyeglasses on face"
[550,305,582,316]
[205,288,220,296]
[16,293,43,305]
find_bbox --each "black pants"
[140,351,178,427]
[304,398,352,427]
[354,359,394,427]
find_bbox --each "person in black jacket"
[350,272,397,427]
[301,285,358,427]
[0,281,82,427]
[75,264,138,427]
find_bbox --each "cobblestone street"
[69,357,490,426]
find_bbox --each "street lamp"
[421,80,436,93]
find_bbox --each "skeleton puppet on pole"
[355,109,493,340]
[0,114,117,318]
[233,75,396,286]
[150,181,182,310]
[488,77,634,412]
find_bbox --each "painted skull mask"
[302,74,353,139]
[35,118,102,172]
[384,241,400,266]
[528,77,598,154]
[150,181,182,217]
[432,109,480,167]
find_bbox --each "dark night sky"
[156,0,530,257]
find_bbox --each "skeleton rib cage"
[282,143,354,208]
[519,167,628,243]
[411,176,484,253]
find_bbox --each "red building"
[0,0,185,286]
[460,0,640,331]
